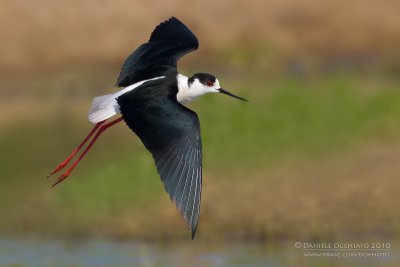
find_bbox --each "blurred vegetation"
[1,67,400,240]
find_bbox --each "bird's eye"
[207,81,214,86]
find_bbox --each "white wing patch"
[88,76,165,123]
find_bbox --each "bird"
[47,17,247,239]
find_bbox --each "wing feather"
[117,78,202,238]
[116,17,198,87]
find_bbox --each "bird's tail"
[88,94,118,123]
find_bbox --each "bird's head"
[188,73,247,101]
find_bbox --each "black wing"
[116,17,199,87]
[117,77,202,238]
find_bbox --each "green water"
[0,239,397,267]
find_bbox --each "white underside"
[88,76,165,123]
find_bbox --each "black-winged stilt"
[47,17,247,239]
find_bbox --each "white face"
[190,78,221,94]
[181,75,247,103]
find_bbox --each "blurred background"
[1,0,400,266]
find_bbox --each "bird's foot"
[46,149,78,178]
[52,172,70,188]
[47,162,67,178]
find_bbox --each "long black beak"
[218,88,248,102]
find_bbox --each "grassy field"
[1,69,399,240]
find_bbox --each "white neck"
[176,74,191,103]
[176,74,208,104]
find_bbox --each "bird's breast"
[177,90,194,104]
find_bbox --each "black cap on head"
[188,73,216,86]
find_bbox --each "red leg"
[47,120,106,178]
[52,117,123,187]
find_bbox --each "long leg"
[52,117,124,187]
[47,120,106,178]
